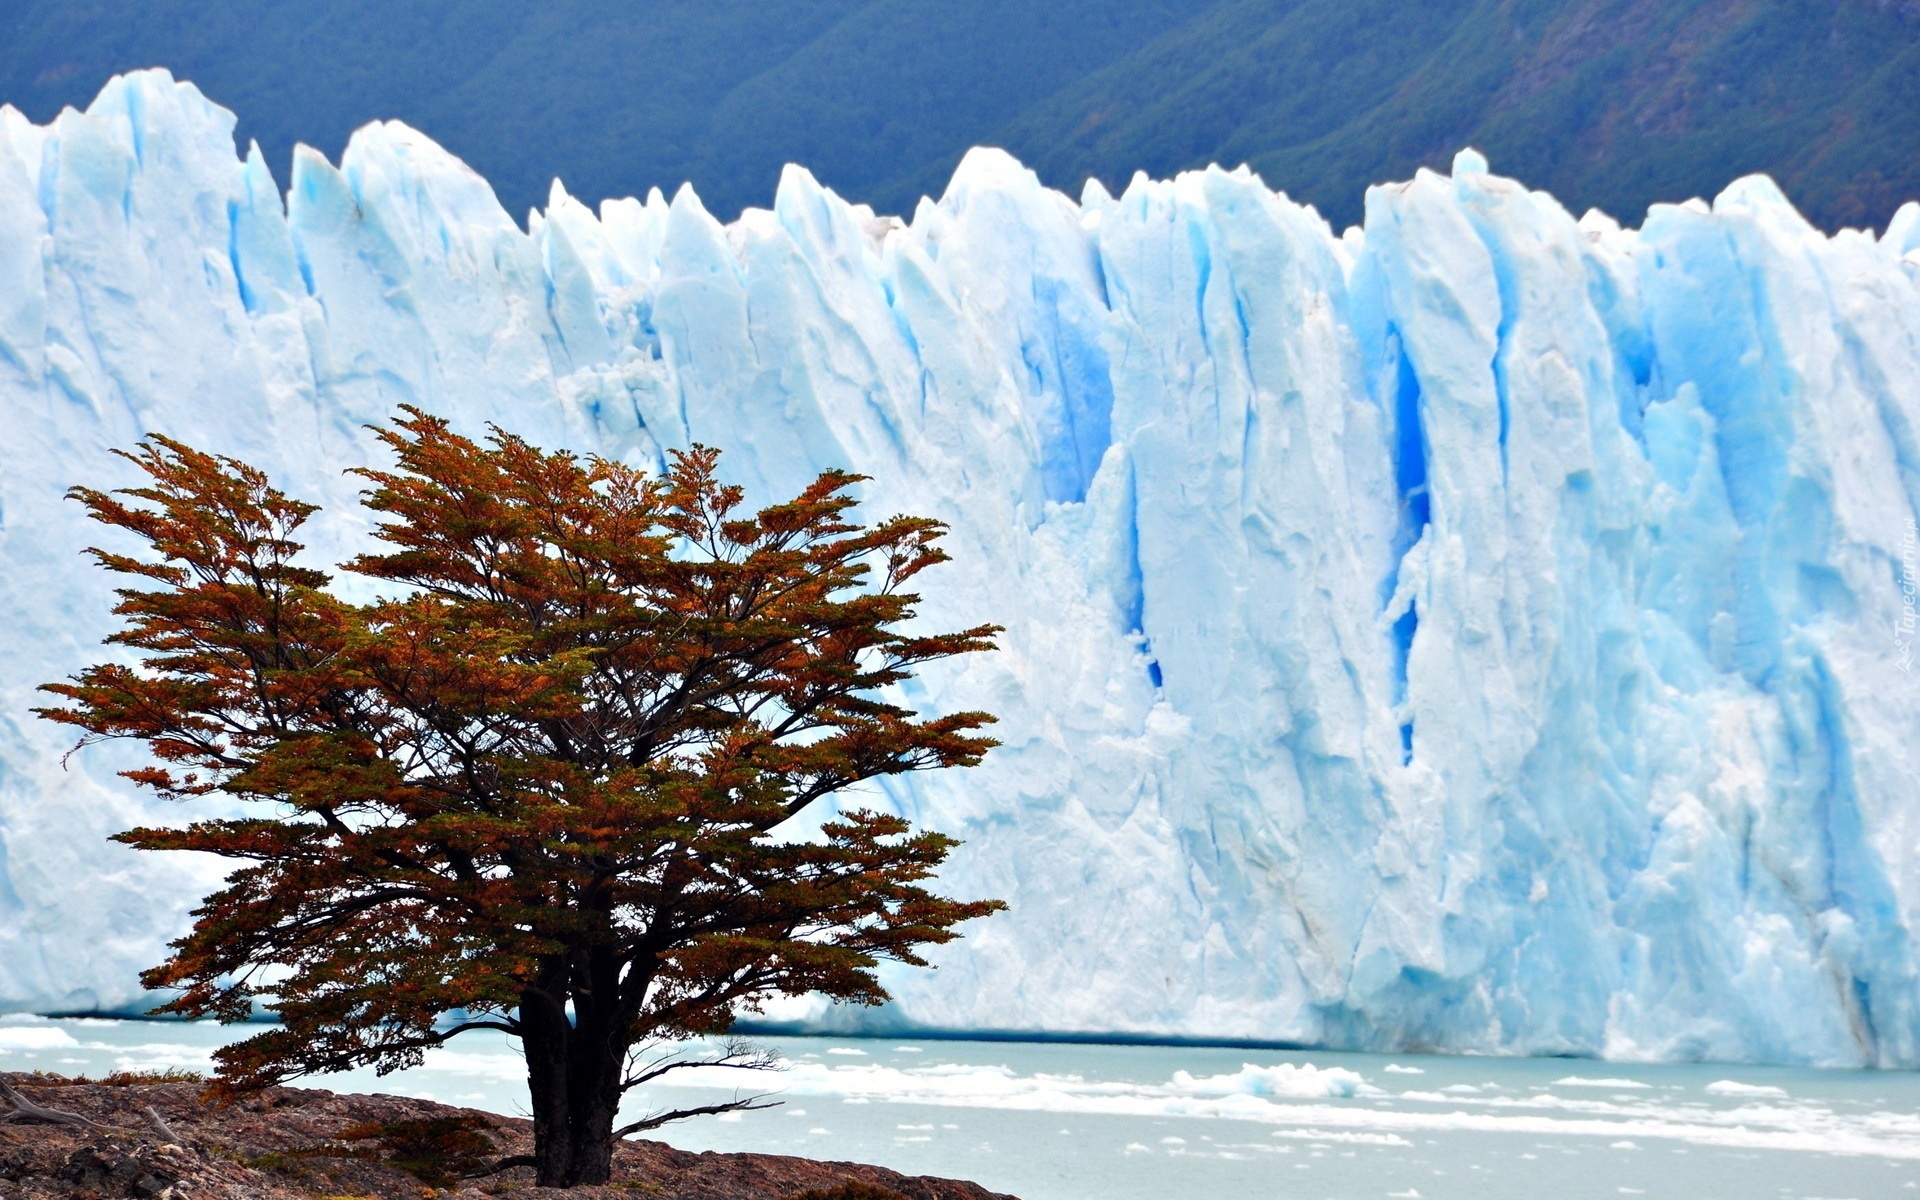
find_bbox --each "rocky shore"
[0,1073,1018,1200]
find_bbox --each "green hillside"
[2,0,1915,231]
[988,0,1920,231]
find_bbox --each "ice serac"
[1,73,1917,1066]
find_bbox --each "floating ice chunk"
[1170,1063,1372,1099]
[1270,1129,1412,1146]
[1703,1081,1788,1098]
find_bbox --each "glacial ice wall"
[2,71,1918,1066]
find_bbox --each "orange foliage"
[39,410,1002,1186]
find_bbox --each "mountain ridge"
[2,0,1916,232]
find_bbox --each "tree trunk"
[522,979,625,1187]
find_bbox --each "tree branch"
[144,1105,184,1145]
[612,1095,780,1139]
[0,1081,132,1134]
[432,1018,522,1040]
[618,1037,781,1092]
[464,1153,537,1178]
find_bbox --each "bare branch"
[464,1153,538,1178]
[0,1081,132,1134]
[431,1019,522,1041]
[619,1037,783,1092]
[612,1095,780,1139]
[144,1105,184,1144]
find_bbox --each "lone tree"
[38,410,1002,1187]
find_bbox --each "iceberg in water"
[1,72,1918,1067]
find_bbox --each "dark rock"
[0,1072,1019,1200]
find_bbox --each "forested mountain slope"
[996,0,1920,232]
[4,0,1915,228]
[0,0,1187,222]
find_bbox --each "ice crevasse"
[1,71,1918,1068]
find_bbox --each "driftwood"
[0,1080,132,1134]
[144,1104,184,1145]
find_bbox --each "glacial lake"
[3,1015,1917,1200]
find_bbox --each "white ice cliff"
[1,72,1918,1066]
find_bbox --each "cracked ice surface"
[1,73,1918,1066]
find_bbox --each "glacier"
[1,70,1919,1068]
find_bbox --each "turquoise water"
[3,1016,1916,1200]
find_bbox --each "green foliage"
[335,1115,499,1188]
[1000,0,1920,231]
[0,0,1186,223]
[14,1068,205,1086]
[786,1183,910,1200]
[0,1,1914,243]
[97,1068,207,1086]
[234,1115,498,1187]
